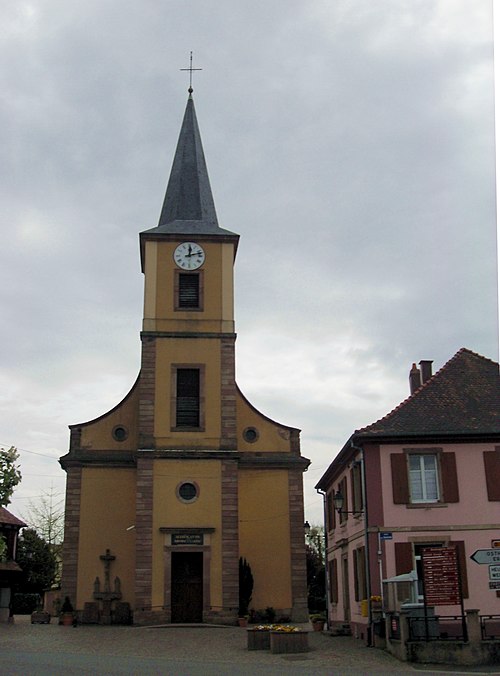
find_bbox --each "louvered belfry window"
[176,368,200,427]
[178,273,200,308]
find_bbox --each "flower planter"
[31,611,51,624]
[270,630,308,654]
[247,629,271,650]
[60,612,74,626]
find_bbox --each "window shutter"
[353,550,359,602]
[327,491,336,531]
[441,452,459,503]
[449,540,469,599]
[340,476,348,523]
[395,542,413,575]
[484,450,500,501]
[176,368,200,427]
[178,273,200,308]
[391,454,410,504]
[329,559,338,604]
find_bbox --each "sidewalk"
[1,616,498,675]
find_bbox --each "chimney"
[419,360,433,384]
[409,363,421,394]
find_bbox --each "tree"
[23,486,64,546]
[22,487,64,586]
[0,446,21,507]
[238,557,254,617]
[15,528,58,595]
[306,524,325,565]
[306,524,326,612]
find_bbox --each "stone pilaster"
[288,468,309,621]
[61,467,82,606]
[221,459,239,620]
[134,455,154,620]
[139,334,156,448]
[220,336,237,450]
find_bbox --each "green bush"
[11,593,42,614]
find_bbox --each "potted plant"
[60,596,74,626]
[31,600,51,624]
[310,613,326,632]
[238,557,253,627]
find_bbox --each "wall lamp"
[333,490,363,515]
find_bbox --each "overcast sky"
[1,1,497,526]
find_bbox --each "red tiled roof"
[0,506,26,528]
[355,348,500,438]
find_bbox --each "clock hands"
[185,246,203,258]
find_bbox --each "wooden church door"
[171,552,203,623]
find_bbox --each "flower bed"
[270,627,309,654]
[247,625,273,650]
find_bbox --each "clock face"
[173,242,205,270]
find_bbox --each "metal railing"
[480,615,500,640]
[408,614,466,642]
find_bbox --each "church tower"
[60,89,310,625]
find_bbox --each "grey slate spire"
[142,94,237,238]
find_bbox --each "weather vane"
[180,51,202,94]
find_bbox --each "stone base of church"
[132,607,238,626]
[133,608,170,626]
[290,602,310,623]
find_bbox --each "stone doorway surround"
[161,527,214,623]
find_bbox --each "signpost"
[489,565,500,581]
[422,547,461,606]
[470,549,500,565]
[422,546,466,642]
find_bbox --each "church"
[60,87,310,625]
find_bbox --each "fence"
[480,615,500,640]
[407,614,466,641]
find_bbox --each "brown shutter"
[330,559,338,604]
[391,454,410,504]
[395,542,413,575]
[353,550,359,601]
[449,540,469,599]
[441,452,459,503]
[484,450,500,501]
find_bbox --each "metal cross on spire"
[180,51,202,95]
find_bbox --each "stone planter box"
[31,611,51,624]
[247,629,271,650]
[270,630,308,654]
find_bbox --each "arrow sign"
[470,549,500,565]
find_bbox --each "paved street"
[1,616,498,675]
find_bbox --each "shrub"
[11,593,41,614]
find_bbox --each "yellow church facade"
[60,92,310,625]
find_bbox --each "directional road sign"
[470,549,500,565]
[489,565,500,581]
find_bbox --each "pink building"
[316,348,500,642]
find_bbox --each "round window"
[177,482,198,502]
[112,426,128,442]
[243,427,259,443]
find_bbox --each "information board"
[422,546,461,606]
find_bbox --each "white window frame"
[409,454,440,503]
